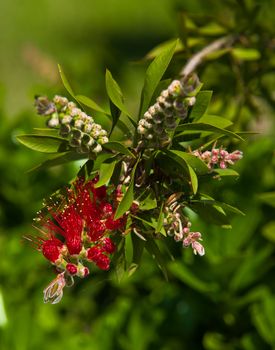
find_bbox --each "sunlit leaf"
[17,134,68,153]
[139,39,178,115]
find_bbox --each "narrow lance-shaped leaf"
[94,160,117,188]
[114,160,139,220]
[58,64,75,99]
[128,233,145,277]
[165,150,199,194]
[29,151,88,172]
[189,90,213,121]
[145,238,168,281]
[103,141,136,158]
[197,114,233,129]
[76,95,109,114]
[139,39,178,116]
[175,122,244,141]
[17,135,68,153]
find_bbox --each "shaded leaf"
[114,160,139,220]
[145,238,168,280]
[175,122,244,141]
[169,262,219,293]
[190,91,212,121]
[103,141,135,158]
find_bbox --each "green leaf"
[169,262,219,293]
[77,160,94,178]
[29,151,87,171]
[76,95,109,114]
[145,238,168,280]
[112,237,126,282]
[103,141,135,158]
[128,233,145,276]
[168,150,209,175]
[188,164,198,194]
[94,160,117,188]
[262,221,275,243]
[105,69,131,117]
[58,64,75,98]
[231,48,261,61]
[17,134,68,153]
[189,200,231,227]
[165,150,199,194]
[114,160,139,220]
[197,114,233,129]
[175,122,244,141]
[189,91,212,120]
[139,39,178,115]
[138,190,157,211]
[257,192,275,208]
[213,168,240,177]
[156,202,165,235]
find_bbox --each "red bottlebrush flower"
[99,202,113,218]
[87,246,111,270]
[101,237,116,254]
[94,254,110,270]
[87,246,102,261]
[42,238,63,263]
[66,263,78,275]
[87,220,106,242]
[105,215,125,230]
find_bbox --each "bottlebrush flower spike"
[28,176,126,303]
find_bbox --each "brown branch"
[180,35,237,77]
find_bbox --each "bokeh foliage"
[1,0,275,349]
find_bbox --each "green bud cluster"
[35,95,109,154]
[137,75,200,148]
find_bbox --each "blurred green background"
[1,0,275,349]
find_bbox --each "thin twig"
[180,35,237,77]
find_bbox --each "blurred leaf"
[262,221,275,242]
[205,48,231,60]
[114,160,139,220]
[230,246,273,292]
[112,237,126,282]
[231,48,261,61]
[103,141,135,157]
[175,122,244,141]
[94,159,117,188]
[251,296,275,346]
[76,95,109,114]
[17,134,68,153]
[198,22,227,35]
[257,192,275,208]
[139,39,178,115]
[169,262,219,293]
[190,91,213,120]
[58,64,75,98]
